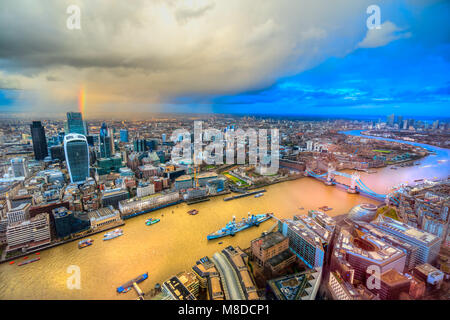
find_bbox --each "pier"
[223,189,266,201]
[132,282,145,300]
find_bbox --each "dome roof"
[348,203,378,222]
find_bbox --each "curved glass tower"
[64,134,90,184]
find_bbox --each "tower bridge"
[306,164,401,205]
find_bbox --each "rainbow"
[78,85,85,116]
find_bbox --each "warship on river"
[207,213,272,240]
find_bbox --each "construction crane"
[190,164,200,188]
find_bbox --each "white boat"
[103,228,123,241]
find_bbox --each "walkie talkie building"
[64,134,90,184]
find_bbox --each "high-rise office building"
[120,129,129,143]
[402,119,408,130]
[134,138,147,152]
[386,114,395,127]
[371,216,442,265]
[30,121,48,160]
[279,216,331,268]
[64,134,90,184]
[66,112,87,135]
[99,123,114,158]
[432,120,439,130]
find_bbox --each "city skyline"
[0,1,449,305]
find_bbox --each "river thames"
[0,132,448,299]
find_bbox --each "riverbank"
[360,130,450,150]
[0,220,125,264]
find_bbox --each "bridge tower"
[347,172,360,194]
[385,194,391,206]
[325,163,335,186]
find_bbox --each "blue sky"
[0,0,449,118]
[208,1,450,117]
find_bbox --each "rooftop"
[372,216,441,246]
[252,232,287,250]
[381,269,409,285]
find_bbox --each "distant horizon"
[0,110,448,123]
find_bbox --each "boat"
[117,272,149,293]
[414,179,424,182]
[298,207,304,210]
[103,228,123,241]
[78,238,94,249]
[319,206,332,211]
[207,213,272,240]
[145,218,160,226]
[18,257,40,266]
[218,242,223,245]
[9,261,14,265]
[187,209,199,215]
[254,193,264,198]
[390,166,398,170]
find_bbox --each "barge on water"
[207,213,272,240]
[117,273,148,293]
[103,228,123,241]
[145,218,160,226]
[18,257,40,266]
[223,189,266,201]
[186,197,210,205]
[78,238,94,249]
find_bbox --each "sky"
[0,0,449,119]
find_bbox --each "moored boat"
[207,213,272,240]
[78,238,94,249]
[117,272,148,293]
[145,218,160,226]
[18,257,40,266]
[103,228,123,241]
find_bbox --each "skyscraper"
[120,129,129,143]
[99,122,114,158]
[64,134,90,184]
[30,121,48,160]
[66,112,87,135]
[387,114,395,127]
[371,216,442,266]
[134,138,147,152]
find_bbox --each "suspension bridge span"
[305,164,401,205]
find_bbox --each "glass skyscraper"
[66,112,87,135]
[120,129,129,143]
[64,134,90,184]
[99,123,114,158]
[30,121,48,160]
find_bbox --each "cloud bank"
[0,0,414,117]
